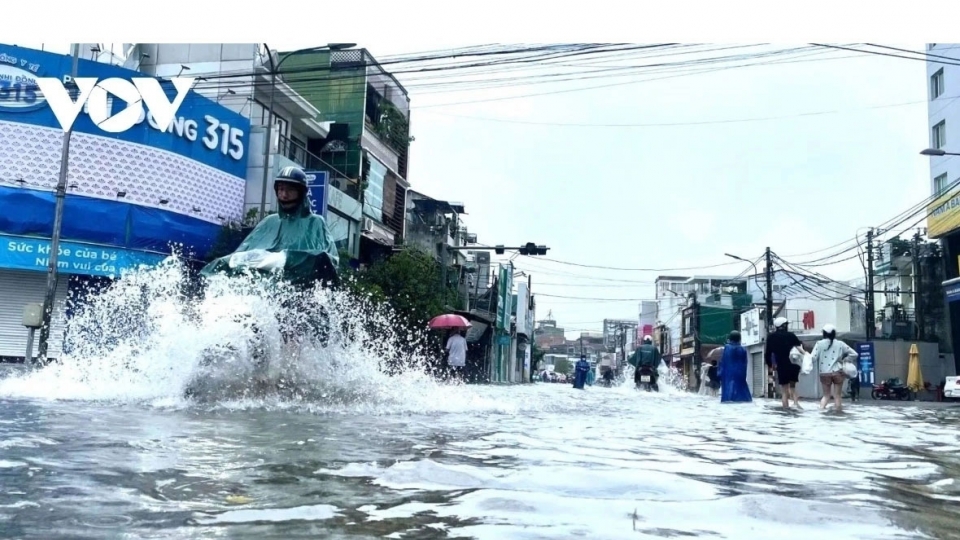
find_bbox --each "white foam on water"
[0,256,526,415]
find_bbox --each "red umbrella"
[428,314,472,329]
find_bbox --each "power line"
[862,43,960,63]
[417,94,955,127]
[517,255,750,272]
[810,43,960,68]
[783,177,960,267]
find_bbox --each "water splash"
[0,255,509,413]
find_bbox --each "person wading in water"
[764,317,807,409]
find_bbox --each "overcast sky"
[17,40,935,337]
[329,40,933,336]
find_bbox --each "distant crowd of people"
[689,317,860,410]
[624,317,860,411]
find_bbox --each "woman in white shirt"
[810,324,859,412]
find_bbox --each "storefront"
[929,184,960,371]
[0,44,250,360]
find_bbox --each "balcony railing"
[277,134,360,199]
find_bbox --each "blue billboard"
[305,170,329,218]
[857,342,875,386]
[0,44,249,178]
[0,44,251,268]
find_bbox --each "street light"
[724,253,759,276]
[724,252,767,301]
[920,148,960,157]
[258,42,357,220]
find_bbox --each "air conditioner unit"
[361,217,374,232]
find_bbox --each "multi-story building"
[404,189,466,267]
[654,275,741,360]
[283,48,412,265]
[924,43,960,366]
[123,43,366,260]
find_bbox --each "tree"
[345,247,458,328]
[554,357,572,375]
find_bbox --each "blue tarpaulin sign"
[857,342,875,386]
[0,234,167,278]
[305,170,329,218]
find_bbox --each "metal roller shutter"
[751,351,765,397]
[0,270,69,361]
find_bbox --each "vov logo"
[35,76,195,134]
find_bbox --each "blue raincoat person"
[585,368,596,386]
[717,330,752,403]
[572,356,591,389]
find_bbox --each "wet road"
[2,370,959,539]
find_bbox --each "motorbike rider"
[198,166,341,372]
[601,367,615,386]
[634,335,662,391]
[203,165,339,287]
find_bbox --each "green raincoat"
[628,344,661,369]
[201,193,340,288]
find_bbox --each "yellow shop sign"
[928,188,960,238]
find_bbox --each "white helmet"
[643,335,653,344]
[822,324,837,334]
[773,317,789,328]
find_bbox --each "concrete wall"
[873,340,955,386]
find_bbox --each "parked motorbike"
[871,377,911,401]
[635,366,657,392]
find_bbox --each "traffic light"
[518,242,549,256]
[495,245,505,255]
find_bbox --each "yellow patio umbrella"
[907,344,924,393]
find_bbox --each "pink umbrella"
[428,314,472,330]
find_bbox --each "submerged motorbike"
[635,365,658,392]
[871,377,911,401]
[183,248,339,399]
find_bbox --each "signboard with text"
[1,234,166,278]
[740,308,763,346]
[857,342,875,386]
[305,170,329,218]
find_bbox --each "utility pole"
[913,229,924,341]
[259,44,277,221]
[764,247,774,331]
[866,229,876,340]
[440,218,450,297]
[460,265,469,311]
[37,43,80,362]
[692,291,701,390]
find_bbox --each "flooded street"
[0,265,958,539]
[3,370,960,539]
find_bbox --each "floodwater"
[1,260,959,539]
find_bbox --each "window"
[326,212,352,253]
[935,173,949,195]
[933,120,946,149]
[932,69,945,100]
[364,156,385,222]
